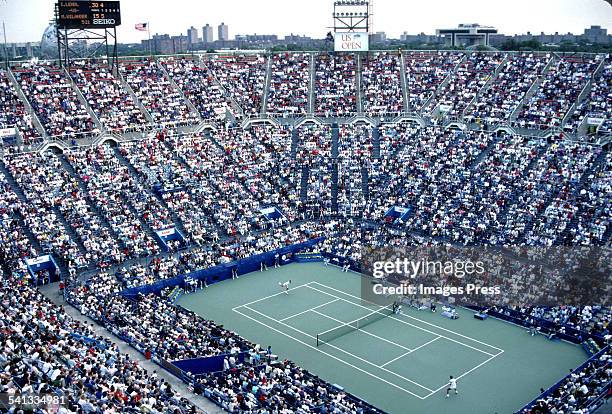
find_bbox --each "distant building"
[202,24,214,43]
[235,34,278,43]
[499,31,581,46]
[370,32,386,43]
[400,32,441,44]
[584,25,608,43]
[284,34,313,43]
[144,33,189,54]
[171,34,189,53]
[218,22,229,41]
[187,26,199,45]
[437,23,498,47]
[2,41,40,59]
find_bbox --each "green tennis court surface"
[177,262,588,414]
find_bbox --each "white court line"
[425,351,505,398]
[306,284,497,357]
[232,306,430,400]
[232,282,311,311]
[309,282,504,356]
[280,298,340,322]
[310,309,413,352]
[242,304,434,393]
[381,337,441,368]
[311,281,504,353]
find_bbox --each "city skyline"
[1,0,611,44]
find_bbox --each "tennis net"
[316,304,395,346]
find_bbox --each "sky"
[1,0,611,44]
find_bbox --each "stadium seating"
[516,56,600,130]
[0,282,201,413]
[0,50,610,414]
[162,57,236,123]
[65,145,161,257]
[267,52,310,116]
[13,63,99,138]
[467,53,548,124]
[566,58,611,135]
[69,61,149,133]
[314,53,357,117]
[424,52,503,118]
[0,68,42,146]
[120,60,199,127]
[404,51,463,112]
[362,52,403,115]
[205,54,267,116]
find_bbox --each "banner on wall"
[334,32,369,52]
[0,128,16,138]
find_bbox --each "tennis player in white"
[278,280,291,294]
[446,375,458,398]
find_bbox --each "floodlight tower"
[332,0,371,33]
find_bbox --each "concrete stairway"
[261,54,273,115]
[361,166,369,200]
[300,165,310,202]
[308,53,316,115]
[372,126,381,159]
[331,124,340,159]
[356,54,364,115]
[331,162,339,213]
[399,50,410,112]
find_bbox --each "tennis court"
[178,262,588,414]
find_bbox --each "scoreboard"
[57,1,121,29]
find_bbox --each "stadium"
[0,0,610,413]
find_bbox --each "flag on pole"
[135,23,148,31]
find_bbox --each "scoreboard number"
[57,1,121,29]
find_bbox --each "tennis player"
[446,375,458,398]
[279,280,291,294]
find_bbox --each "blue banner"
[121,237,325,297]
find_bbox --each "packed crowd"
[266,53,310,116]
[0,51,610,414]
[162,57,237,123]
[2,52,610,146]
[65,145,162,258]
[566,58,611,135]
[198,356,378,413]
[424,52,503,118]
[13,62,99,138]
[206,55,267,116]
[120,60,200,127]
[70,61,149,133]
[522,350,610,414]
[5,150,117,271]
[0,280,202,413]
[314,53,357,117]
[516,56,600,130]
[404,51,463,112]
[337,124,373,216]
[0,68,42,146]
[0,169,35,281]
[467,53,549,125]
[361,52,404,115]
